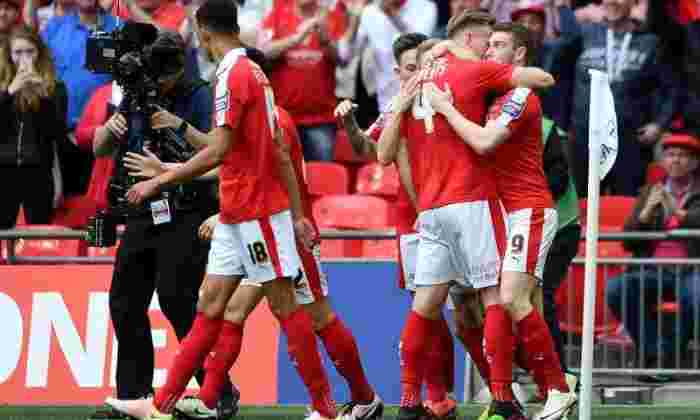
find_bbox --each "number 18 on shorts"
[206,210,302,283]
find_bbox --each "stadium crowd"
[0,0,697,229]
[0,0,699,418]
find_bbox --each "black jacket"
[623,181,700,259]
[0,82,68,168]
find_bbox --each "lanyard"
[606,29,632,82]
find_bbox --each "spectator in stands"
[433,0,480,39]
[556,0,680,197]
[257,0,346,161]
[646,0,700,141]
[0,0,22,42]
[338,0,437,114]
[0,27,67,228]
[24,0,76,33]
[41,0,120,196]
[606,133,700,379]
[511,1,576,131]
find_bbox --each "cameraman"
[90,31,238,420]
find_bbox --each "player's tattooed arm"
[425,82,510,155]
[396,141,418,208]
[334,100,377,160]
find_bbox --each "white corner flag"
[578,69,619,420]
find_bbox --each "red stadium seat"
[51,196,96,228]
[313,195,392,230]
[87,243,119,258]
[334,129,369,164]
[355,163,400,198]
[305,162,350,196]
[13,225,86,258]
[556,234,630,336]
[579,196,636,228]
[314,195,393,259]
[361,239,398,259]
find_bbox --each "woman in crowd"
[0,26,66,228]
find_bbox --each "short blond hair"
[446,10,495,39]
[415,38,441,61]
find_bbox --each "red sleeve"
[490,89,538,133]
[258,10,277,45]
[153,2,186,31]
[112,0,131,20]
[215,64,249,129]
[75,84,111,152]
[326,2,348,40]
[479,61,515,95]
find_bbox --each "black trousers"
[541,223,582,371]
[0,165,53,229]
[109,209,235,400]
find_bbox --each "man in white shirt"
[339,0,437,112]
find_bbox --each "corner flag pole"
[578,69,618,420]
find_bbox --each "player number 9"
[511,234,525,254]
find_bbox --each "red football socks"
[457,325,491,385]
[154,313,222,413]
[399,310,434,407]
[198,321,244,409]
[425,316,454,402]
[281,308,336,419]
[317,316,374,404]
[484,305,515,401]
[517,309,569,392]
[515,342,548,393]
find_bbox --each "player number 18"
[247,241,268,264]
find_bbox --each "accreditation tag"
[150,199,172,225]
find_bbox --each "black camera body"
[85,22,195,247]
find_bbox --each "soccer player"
[425,22,578,420]
[195,104,384,420]
[334,32,461,408]
[113,1,340,419]
[376,10,555,420]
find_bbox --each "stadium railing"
[2,228,700,379]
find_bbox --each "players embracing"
[377,9,577,420]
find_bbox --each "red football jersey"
[276,106,319,235]
[214,49,289,224]
[258,1,346,126]
[367,109,417,234]
[401,54,515,212]
[486,88,554,212]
